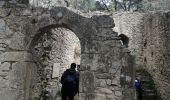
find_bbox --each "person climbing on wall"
[134,78,143,100]
[60,63,79,100]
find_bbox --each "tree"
[95,1,107,10]
[110,0,142,11]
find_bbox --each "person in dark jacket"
[134,78,143,100]
[60,63,79,100]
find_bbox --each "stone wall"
[113,12,145,66]
[0,5,135,100]
[0,0,29,7]
[143,12,170,100]
[113,11,170,99]
[0,5,35,99]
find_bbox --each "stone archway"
[29,27,81,99]
[26,7,133,100]
[0,5,135,100]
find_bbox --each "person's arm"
[76,72,79,93]
[60,71,67,84]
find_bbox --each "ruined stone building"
[113,12,170,100]
[0,0,170,100]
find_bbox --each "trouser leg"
[68,95,74,100]
[62,93,67,100]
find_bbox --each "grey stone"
[96,73,112,79]
[22,9,32,16]
[0,62,11,71]
[92,15,115,28]
[0,52,33,62]
[96,79,107,87]
[0,19,6,33]
[0,6,136,100]
[9,35,31,50]
[106,94,116,99]
[115,91,122,96]
[97,88,113,94]
[0,19,13,38]
[0,1,5,7]
[94,94,106,100]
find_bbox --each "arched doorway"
[24,7,134,100]
[29,27,81,99]
[27,7,90,99]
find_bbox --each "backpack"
[63,73,76,85]
[135,80,141,90]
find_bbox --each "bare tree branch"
[101,0,110,12]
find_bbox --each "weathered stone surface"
[8,35,31,50]
[96,73,112,79]
[0,6,135,100]
[94,94,106,100]
[0,1,5,7]
[115,91,122,96]
[106,94,116,99]
[97,88,113,94]
[113,12,145,66]
[114,11,170,100]
[0,8,11,17]
[96,79,107,87]
[0,62,33,100]
[92,15,115,28]
[0,19,13,39]
[143,12,170,100]
[0,52,33,62]
[0,62,11,71]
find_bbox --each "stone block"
[94,93,106,100]
[106,94,116,99]
[0,19,7,33]
[97,87,113,94]
[0,52,33,62]
[96,79,107,87]
[0,62,11,71]
[9,35,31,50]
[0,1,5,7]
[92,15,115,28]
[22,9,32,16]
[0,62,31,100]
[96,73,112,79]
[0,88,24,100]
[0,19,13,38]
[106,79,112,85]
[0,39,10,51]
[115,91,122,96]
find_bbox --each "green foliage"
[136,1,155,12]
[136,0,170,12]
[69,0,96,11]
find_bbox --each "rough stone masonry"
[0,1,134,100]
[113,12,170,100]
